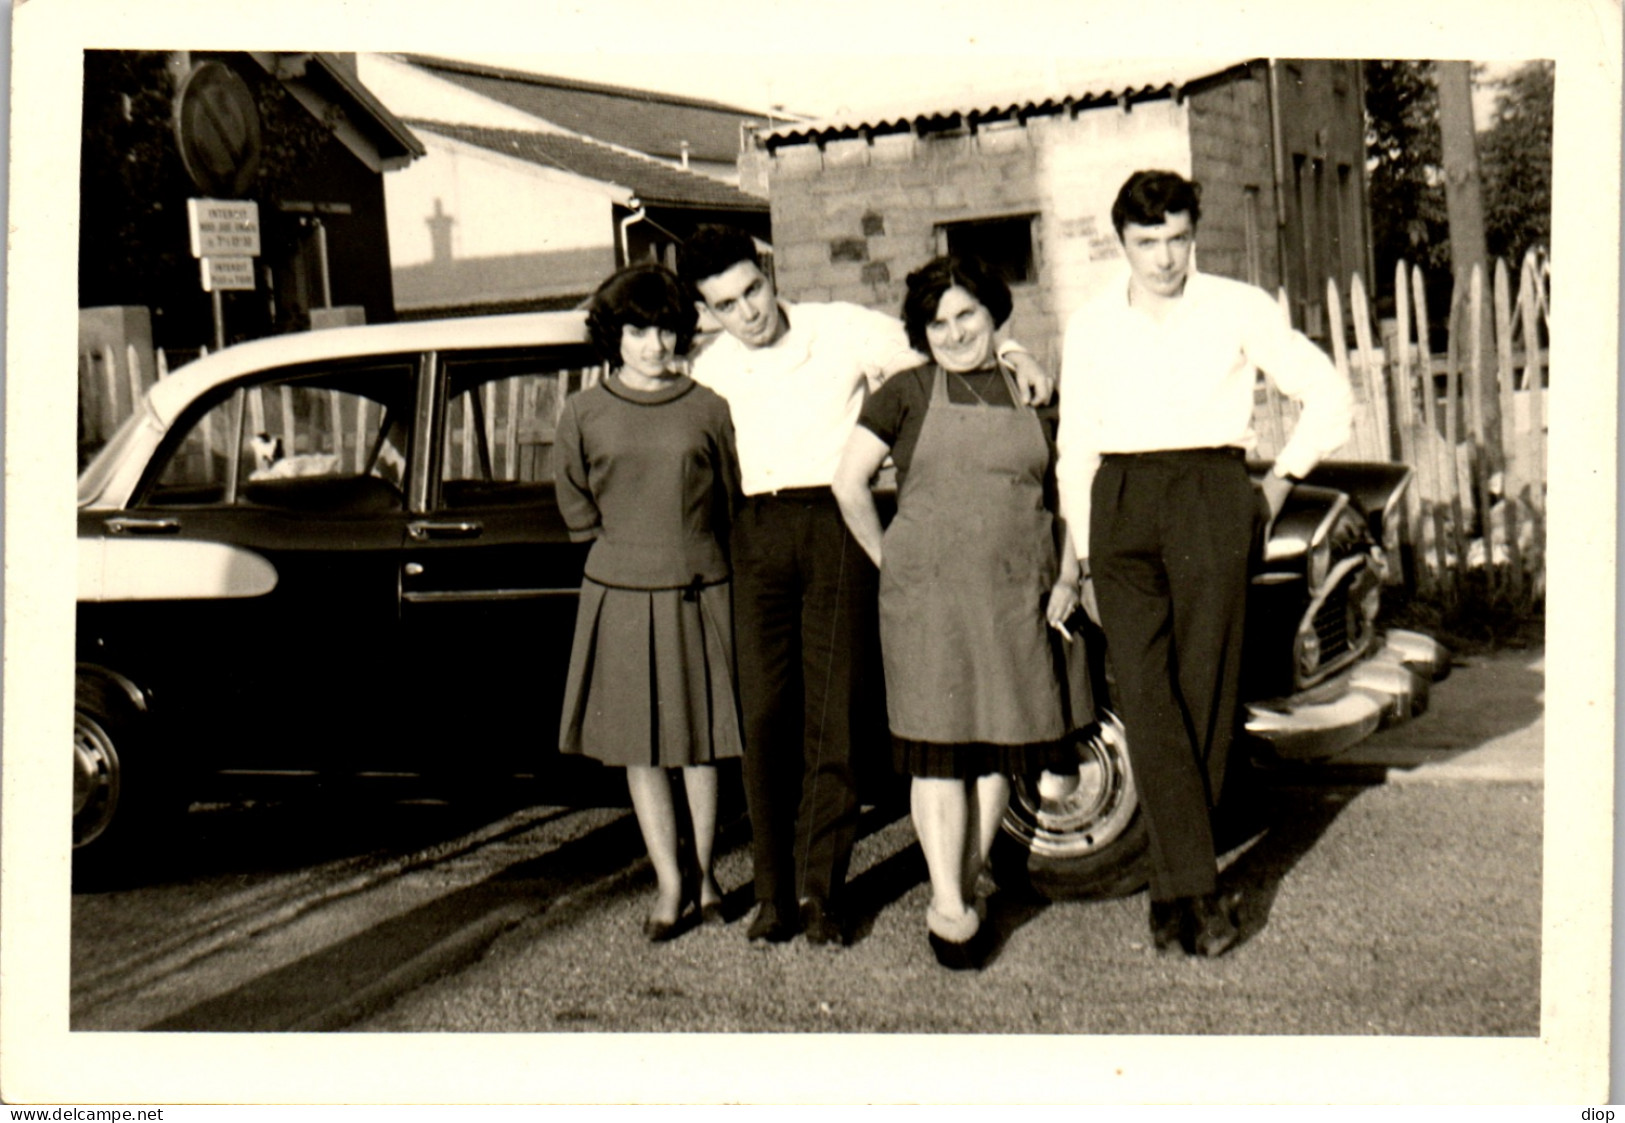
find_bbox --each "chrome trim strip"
[1308,493,1350,550]
[409,350,437,515]
[402,588,579,603]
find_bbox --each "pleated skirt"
[559,578,744,768]
[892,735,1077,780]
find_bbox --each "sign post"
[187,199,261,350]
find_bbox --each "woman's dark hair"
[586,263,698,366]
[677,224,762,289]
[1110,170,1203,237]
[900,256,1013,355]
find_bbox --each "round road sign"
[173,61,263,197]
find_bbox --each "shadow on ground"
[71,756,706,893]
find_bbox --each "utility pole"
[1435,61,1504,468]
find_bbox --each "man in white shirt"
[681,225,1052,946]
[1057,171,1352,958]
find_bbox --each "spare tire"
[992,709,1151,900]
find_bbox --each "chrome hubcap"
[1002,712,1138,859]
[73,712,121,848]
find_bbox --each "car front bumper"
[1245,629,1450,761]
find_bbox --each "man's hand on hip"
[1260,470,1295,522]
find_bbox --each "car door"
[396,345,600,782]
[78,357,421,777]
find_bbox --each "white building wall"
[384,131,625,268]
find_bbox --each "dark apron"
[878,365,1065,745]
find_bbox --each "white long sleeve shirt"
[1056,269,1353,558]
[689,300,923,497]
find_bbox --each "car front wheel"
[993,710,1152,899]
[74,707,124,850]
[73,675,182,884]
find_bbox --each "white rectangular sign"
[200,256,256,292]
[187,198,261,258]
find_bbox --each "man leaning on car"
[1057,170,1353,959]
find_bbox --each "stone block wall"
[1187,65,1281,293]
[761,126,1045,321]
[759,120,1065,364]
[749,65,1344,364]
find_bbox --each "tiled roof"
[397,53,790,165]
[408,120,769,211]
[756,58,1258,148]
[393,245,614,312]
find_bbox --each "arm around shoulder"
[849,303,925,388]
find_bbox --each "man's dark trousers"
[1089,448,1260,902]
[732,488,879,914]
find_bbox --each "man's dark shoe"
[1182,892,1239,958]
[1148,898,1183,954]
[799,898,844,947]
[746,901,798,944]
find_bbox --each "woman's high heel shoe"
[644,885,690,943]
[925,904,986,970]
[643,915,682,943]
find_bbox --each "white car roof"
[79,310,594,511]
[146,310,591,429]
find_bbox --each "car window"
[145,362,415,512]
[439,348,601,509]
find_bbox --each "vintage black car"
[75,311,1446,890]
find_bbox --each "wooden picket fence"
[1253,250,1550,608]
[77,343,209,469]
[442,364,604,486]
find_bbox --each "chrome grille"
[1313,583,1352,664]
[1305,557,1379,687]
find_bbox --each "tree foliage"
[1363,60,1451,292]
[1363,58,1553,332]
[1478,60,1554,269]
[78,52,198,319]
[78,51,337,347]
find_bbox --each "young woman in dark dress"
[556,263,743,941]
[831,256,1086,968]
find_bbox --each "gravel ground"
[354,778,1541,1037]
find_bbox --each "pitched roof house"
[356,53,774,318]
[395,53,778,182]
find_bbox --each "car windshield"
[78,407,157,507]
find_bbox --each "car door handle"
[407,519,483,541]
[105,516,181,535]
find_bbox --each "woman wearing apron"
[832,256,1085,969]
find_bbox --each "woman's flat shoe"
[699,901,727,926]
[928,930,986,971]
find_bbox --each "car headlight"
[1382,510,1402,557]
[1308,537,1331,589]
[1294,623,1322,677]
[1361,577,1382,625]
